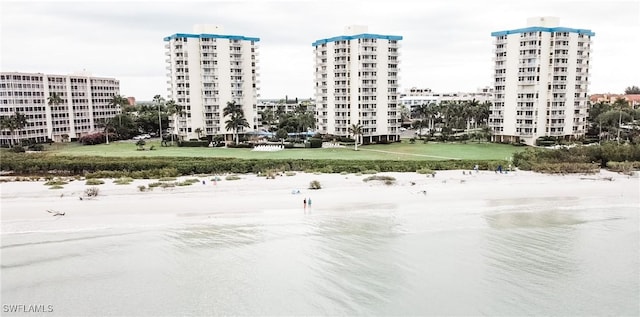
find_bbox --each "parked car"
[133,134,151,140]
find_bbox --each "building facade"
[164,25,260,140]
[313,25,402,144]
[400,87,494,113]
[0,71,120,146]
[489,17,594,145]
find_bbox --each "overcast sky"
[1,0,638,101]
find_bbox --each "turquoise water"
[2,196,638,316]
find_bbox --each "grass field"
[45,139,525,161]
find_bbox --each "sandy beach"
[2,169,639,316]
[1,169,638,235]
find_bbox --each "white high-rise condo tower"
[0,71,120,146]
[164,25,260,140]
[489,17,594,145]
[313,25,402,144]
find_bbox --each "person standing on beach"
[303,198,307,209]
[308,198,312,207]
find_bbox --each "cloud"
[1,0,638,99]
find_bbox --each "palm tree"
[194,127,203,139]
[225,112,250,144]
[0,116,17,147]
[47,92,63,108]
[223,101,246,143]
[260,109,277,131]
[165,99,183,143]
[13,112,28,146]
[348,123,363,151]
[96,118,114,144]
[110,95,129,127]
[153,94,165,138]
[612,97,630,143]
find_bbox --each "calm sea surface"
[2,196,638,316]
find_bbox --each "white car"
[133,134,151,140]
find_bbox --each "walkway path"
[358,148,461,160]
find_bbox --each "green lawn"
[46,140,525,161]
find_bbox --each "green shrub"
[226,175,241,181]
[362,169,378,174]
[416,168,434,175]
[184,178,200,184]
[49,185,64,189]
[159,177,177,182]
[113,177,133,185]
[148,182,162,188]
[309,180,321,189]
[363,175,396,182]
[44,179,68,186]
[606,161,640,175]
[10,146,26,153]
[160,182,176,188]
[85,179,105,185]
[285,172,296,176]
[138,185,148,192]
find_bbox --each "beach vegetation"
[44,179,68,186]
[113,177,133,185]
[138,185,149,192]
[416,168,435,175]
[226,175,241,181]
[85,179,105,185]
[2,152,515,176]
[159,177,177,182]
[309,180,321,189]
[363,175,397,183]
[362,169,378,174]
[84,187,100,197]
[148,182,162,188]
[285,171,296,176]
[605,161,640,175]
[513,142,640,172]
[48,185,64,189]
[160,182,175,188]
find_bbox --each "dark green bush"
[309,138,323,148]
[177,141,209,147]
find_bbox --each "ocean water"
[1,193,639,316]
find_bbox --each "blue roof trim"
[163,33,260,42]
[491,26,595,37]
[312,33,403,46]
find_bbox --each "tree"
[165,99,183,143]
[223,101,249,144]
[194,127,203,139]
[260,109,277,131]
[153,94,165,138]
[348,123,363,151]
[0,116,17,147]
[225,112,250,144]
[95,118,115,144]
[624,86,640,94]
[613,98,630,143]
[110,95,130,127]
[47,92,63,108]
[13,112,28,146]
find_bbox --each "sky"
[1,0,638,101]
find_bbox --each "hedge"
[0,152,507,177]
